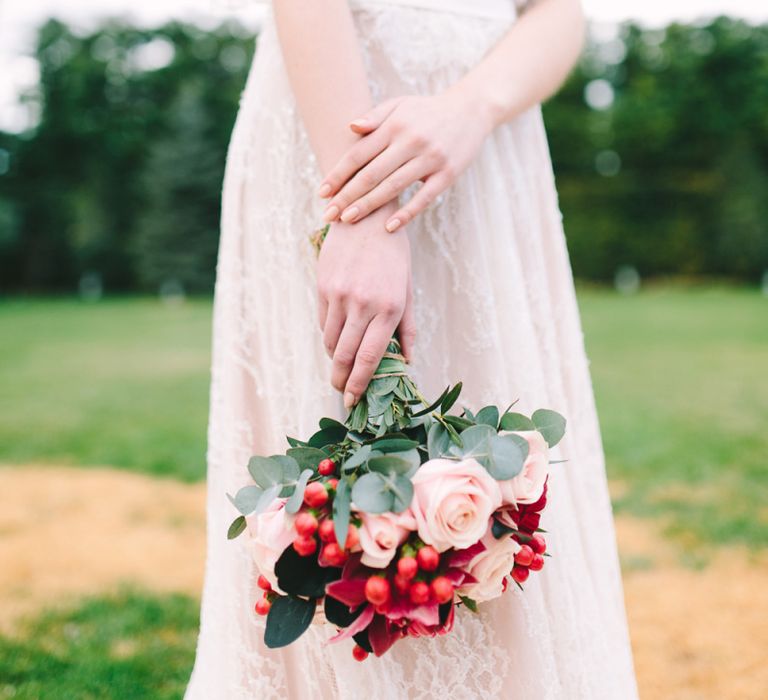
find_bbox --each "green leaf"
[319,416,347,433]
[475,405,500,429]
[254,484,282,515]
[333,478,351,547]
[367,455,412,476]
[443,414,474,432]
[286,436,308,448]
[347,398,368,432]
[272,455,301,496]
[458,594,478,613]
[462,407,476,421]
[387,448,420,476]
[427,422,451,459]
[411,385,449,417]
[491,518,516,539]
[285,469,313,514]
[444,419,464,447]
[440,382,463,413]
[324,594,363,628]
[231,485,263,515]
[371,437,419,453]
[368,376,399,396]
[286,447,326,472]
[247,456,284,490]
[499,412,535,432]
[227,515,246,540]
[531,409,567,447]
[264,595,317,649]
[341,444,373,473]
[486,433,527,480]
[388,474,414,513]
[351,472,393,513]
[453,424,495,462]
[275,546,339,598]
[367,391,394,418]
[308,428,343,448]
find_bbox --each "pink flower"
[497,430,549,506]
[246,497,295,592]
[357,510,416,569]
[410,458,502,552]
[457,531,520,602]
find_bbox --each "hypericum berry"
[318,458,336,476]
[352,644,369,661]
[255,596,271,615]
[417,545,439,572]
[511,565,530,583]
[409,580,431,605]
[397,556,418,580]
[322,542,348,567]
[344,524,359,550]
[529,553,545,572]
[514,544,534,567]
[365,576,391,606]
[326,478,339,490]
[304,481,329,508]
[393,573,411,594]
[430,576,454,604]
[256,574,272,591]
[293,535,317,557]
[294,512,318,537]
[530,534,547,555]
[318,519,336,543]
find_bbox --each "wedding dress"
[186,0,639,697]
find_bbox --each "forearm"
[273,0,372,175]
[453,0,585,129]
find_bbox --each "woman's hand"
[317,88,495,233]
[317,205,416,408]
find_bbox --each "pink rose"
[497,430,549,506]
[457,531,520,602]
[410,458,502,552]
[246,497,295,592]
[357,510,417,569]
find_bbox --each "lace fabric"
[186,4,639,699]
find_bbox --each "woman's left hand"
[318,89,495,233]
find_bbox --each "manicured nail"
[385,218,401,233]
[340,206,359,223]
[323,204,340,222]
[318,183,332,198]
[350,119,368,129]
[343,392,356,409]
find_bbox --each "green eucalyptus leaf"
[247,456,284,490]
[499,412,535,432]
[308,428,343,448]
[532,409,567,447]
[486,434,527,480]
[388,448,420,476]
[367,455,411,476]
[227,515,246,540]
[319,417,347,433]
[475,405,500,429]
[286,447,326,472]
[286,436,308,448]
[271,454,301,496]
[389,474,414,513]
[285,469,314,514]
[254,483,282,515]
[369,376,399,396]
[232,485,263,515]
[427,421,451,459]
[347,399,368,432]
[351,472,393,514]
[341,444,372,473]
[440,382,463,413]
[371,438,419,453]
[275,546,338,598]
[264,595,317,649]
[455,424,495,465]
[462,407,476,421]
[333,479,351,547]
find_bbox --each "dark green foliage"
[0,590,199,699]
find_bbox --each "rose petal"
[326,604,374,644]
[325,578,367,607]
[368,614,401,656]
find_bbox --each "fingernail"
[340,206,359,223]
[343,392,356,409]
[350,119,368,129]
[385,218,401,233]
[318,183,332,198]
[323,204,340,222]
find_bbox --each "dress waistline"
[348,0,516,22]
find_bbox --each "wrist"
[446,73,507,135]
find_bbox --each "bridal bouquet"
[227,339,565,660]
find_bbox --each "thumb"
[397,277,417,363]
[349,97,403,134]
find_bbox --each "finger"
[317,293,329,331]
[397,276,417,363]
[322,301,346,359]
[338,157,431,224]
[319,131,390,210]
[344,314,398,407]
[384,172,449,233]
[331,313,369,396]
[348,97,404,135]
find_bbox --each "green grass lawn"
[0,288,766,544]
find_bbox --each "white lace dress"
[186,0,639,697]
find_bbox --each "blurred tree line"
[0,16,767,293]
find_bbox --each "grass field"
[0,286,766,698]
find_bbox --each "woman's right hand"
[317,206,416,409]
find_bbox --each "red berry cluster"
[511,534,546,584]
[254,574,274,615]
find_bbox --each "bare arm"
[319,0,586,230]
[272,1,416,408]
